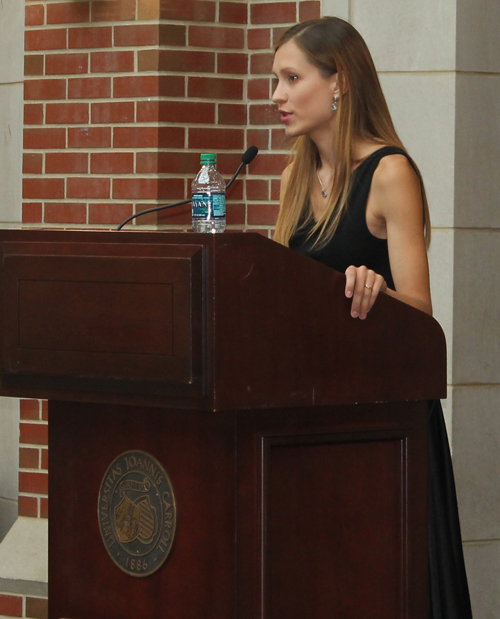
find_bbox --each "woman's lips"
[280,111,292,122]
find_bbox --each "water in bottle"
[191,153,226,233]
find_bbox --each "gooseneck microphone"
[116,146,259,231]
[226,145,258,190]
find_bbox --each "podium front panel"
[0,239,205,398]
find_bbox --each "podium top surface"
[0,229,446,410]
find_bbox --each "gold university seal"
[98,451,176,577]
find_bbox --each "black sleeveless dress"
[289,146,473,619]
[289,146,397,289]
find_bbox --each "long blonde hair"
[273,17,430,248]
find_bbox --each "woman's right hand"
[345,265,387,320]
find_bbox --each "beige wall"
[0,0,23,224]
[454,1,500,613]
[0,0,23,544]
[0,398,19,542]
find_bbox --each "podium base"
[49,399,428,619]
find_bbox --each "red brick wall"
[0,592,47,619]
[20,0,321,521]
[246,0,320,227]
[18,399,48,519]
[23,0,320,231]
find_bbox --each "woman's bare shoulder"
[374,153,418,186]
[281,162,294,180]
[279,162,294,197]
[370,153,423,223]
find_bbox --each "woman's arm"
[345,154,432,319]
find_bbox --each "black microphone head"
[241,145,258,165]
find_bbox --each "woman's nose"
[272,82,284,104]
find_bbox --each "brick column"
[23,0,319,232]
[18,400,48,519]
[24,0,186,227]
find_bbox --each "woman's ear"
[328,72,340,97]
[330,72,348,96]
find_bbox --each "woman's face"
[272,39,338,140]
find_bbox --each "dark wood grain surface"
[49,400,428,619]
[0,230,446,409]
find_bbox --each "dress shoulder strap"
[355,145,408,173]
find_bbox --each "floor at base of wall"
[0,517,48,619]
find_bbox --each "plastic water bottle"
[191,153,226,233]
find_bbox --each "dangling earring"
[331,95,339,111]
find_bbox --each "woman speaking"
[272,16,473,619]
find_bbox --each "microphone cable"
[116,146,259,231]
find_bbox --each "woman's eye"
[288,74,298,83]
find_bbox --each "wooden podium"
[0,230,446,619]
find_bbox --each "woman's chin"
[283,124,303,138]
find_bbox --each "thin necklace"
[316,170,328,198]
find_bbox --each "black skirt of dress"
[428,400,474,619]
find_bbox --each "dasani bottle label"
[192,193,226,218]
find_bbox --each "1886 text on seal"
[98,451,176,577]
